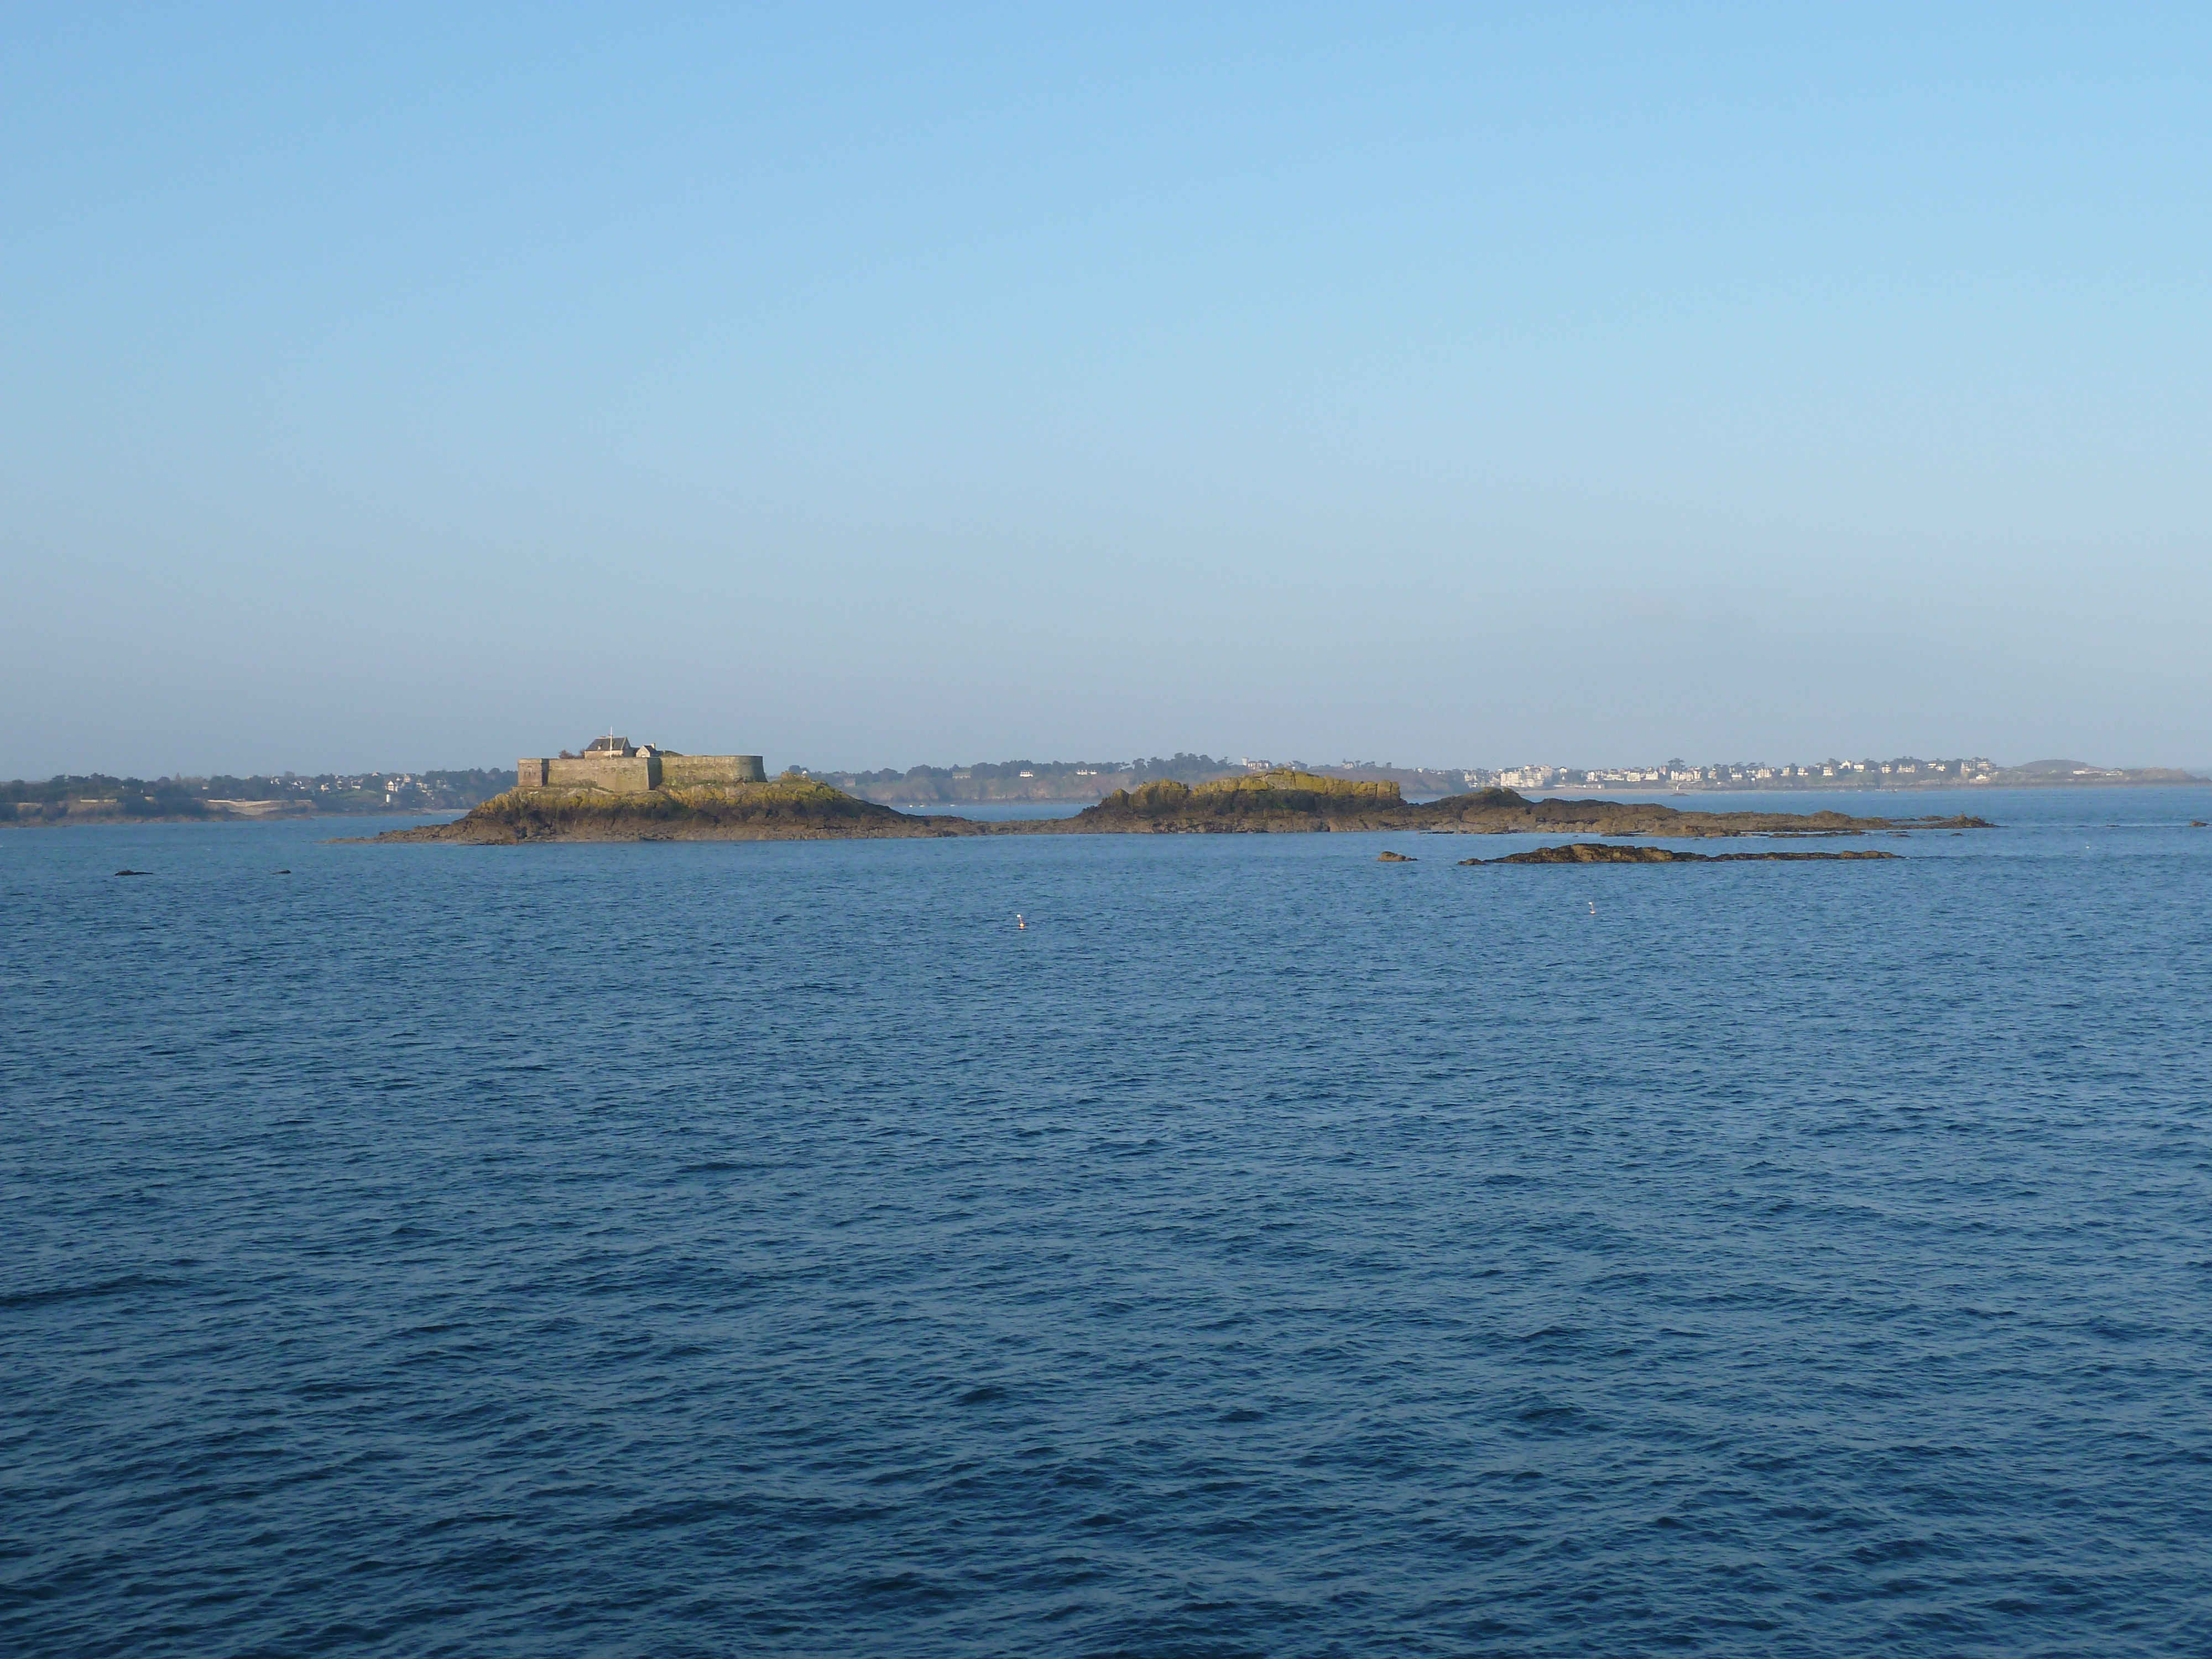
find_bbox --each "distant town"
[1488,757,2001,790]
[1454,757,2201,794]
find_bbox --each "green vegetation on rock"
[1194,769,1401,801]
[1068,769,1405,830]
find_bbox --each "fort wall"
[516,753,765,794]
[661,754,767,788]
[544,755,659,792]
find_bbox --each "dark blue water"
[6,788,2211,1657]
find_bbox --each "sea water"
[4,787,2210,1657]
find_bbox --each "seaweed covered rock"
[1459,842,1902,865]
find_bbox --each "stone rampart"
[661,754,768,787]
[515,753,765,794]
[544,755,660,794]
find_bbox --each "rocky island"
[372,755,1991,846]
[1042,770,1987,836]
[373,774,974,843]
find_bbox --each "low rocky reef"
[372,767,1993,845]
[1409,787,1984,838]
[1461,843,1901,865]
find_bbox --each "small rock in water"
[1376,850,1416,863]
[1459,842,1900,866]
[114,869,148,877]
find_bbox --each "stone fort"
[518,736,767,795]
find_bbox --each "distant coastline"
[1419,758,2204,796]
[1,769,510,827]
[6,755,2203,827]
[819,755,2203,805]
[1576,761,2203,794]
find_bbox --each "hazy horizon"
[7,4,2209,778]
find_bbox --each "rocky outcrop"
[1042,771,1405,833]
[1460,843,1901,865]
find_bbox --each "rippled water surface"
[6,788,2211,1657]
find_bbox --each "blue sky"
[4,3,2206,775]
